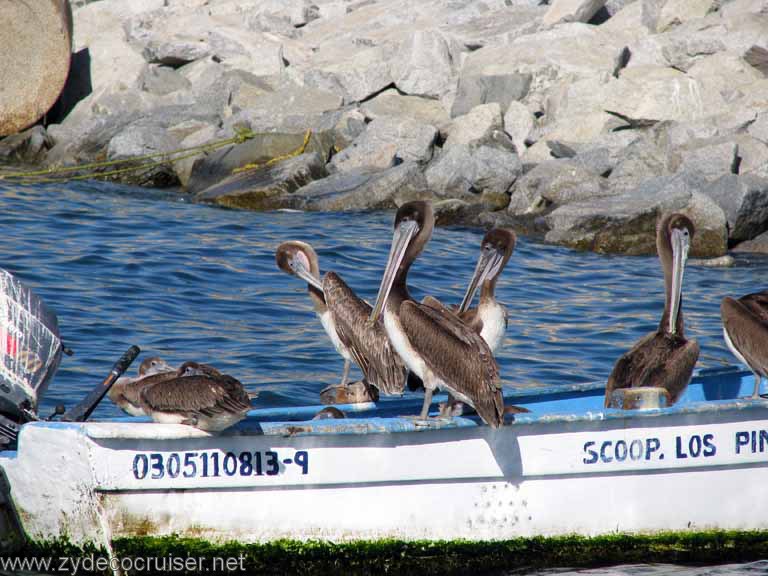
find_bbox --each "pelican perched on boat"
[456,228,516,353]
[604,213,700,408]
[721,291,768,399]
[369,201,504,427]
[108,356,175,416]
[276,241,407,399]
[138,369,252,432]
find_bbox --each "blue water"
[0,180,765,419]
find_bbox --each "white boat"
[2,365,768,559]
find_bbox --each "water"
[0,180,766,418]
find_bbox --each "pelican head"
[659,213,695,335]
[275,241,324,292]
[138,356,174,377]
[370,201,434,323]
[458,228,516,314]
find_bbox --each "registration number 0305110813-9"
[131,450,309,480]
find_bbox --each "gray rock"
[329,118,438,173]
[503,101,536,155]
[669,138,739,181]
[140,65,192,96]
[392,30,457,100]
[0,126,53,164]
[545,172,727,256]
[444,103,506,150]
[361,89,451,133]
[701,174,768,243]
[732,230,768,253]
[187,131,336,195]
[195,152,328,210]
[660,109,758,148]
[304,47,393,104]
[331,109,368,150]
[507,160,612,216]
[733,134,768,176]
[608,137,671,192]
[106,121,181,187]
[433,199,484,227]
[173,123,218,188]
[451,72,532,118]
[425,144,522,210]
[747,111,768,143]
[657,0,718,32]
[291,162,430,211]
[543,0,607,25]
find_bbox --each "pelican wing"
[722,295,768,377]
[400,300,503,427]
[139,375,251,417]
[323,271,407,395]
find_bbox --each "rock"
[748,111,768,143]
[0,127,53,164]
[188,131,335,195]
[507,160,612,216]
[329,118,438,173]
[173,123,218,188]
[657,0,718,32]
[457,24,626,106]
[433,199,484,227]
[330,109,368,150]
[607,136,671,192]
[545,172,727,256]
[626,27,726,71]
[290,162,430,211]
[604,66,728,125]
[733,134,768,177]
[444,103,505,150]
[554,131,642,176]
[686,52,765,93]
[361,89,451,133]
[392,30,457,100]
[140,65,192,96]
[451,72,532,118]
[660,109,758,148]
[543,0,607,25]
[503,102,536,154]
[733,230,768,253]
[669,138,739,181]
[701,174,768,243]
[688,255,736,267]
[304,46,393,104]
[106,122,181,187]
[425,144,522,210]
[195,152,328,210]
[0,0,72,135]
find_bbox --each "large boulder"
[668,138,739,181]
[443,103,506,150]
[304,46,394,104]
[106,121,181,187]
[544,172,727,256]
[701,174,768,243]
[195,152,327,210]
[361,89,452,133]
[607,136,671,192]
[392,30,458,100]
[290,162,431,211]
[451,72,532,119]
[0,0,72,135]
[329,118,438,173]
[542,0,607,26]
[425,144,522,210]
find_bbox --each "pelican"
[369,201,505,427]
[108,356,175,416]
[604,213,700,408]
[276,241,407,399]
[138,370,252,432]
[721,291,768,399]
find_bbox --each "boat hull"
[3,367,768,547]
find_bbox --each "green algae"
[6,530,768,575]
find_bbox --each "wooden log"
[0,0,72,136]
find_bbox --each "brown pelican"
[138,370,252,432]
[604,213,700,408]
[456,228,516,353]
[276,241,407,399]
[108,356,175,416]
[369,201,504,427]
[721,291,768,398]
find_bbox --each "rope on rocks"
[232,129,313,175]
[0,127,258,184]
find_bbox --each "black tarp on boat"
[0,269,62,420]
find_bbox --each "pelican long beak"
[458,248,504,314]
[669,228,690,334]
[370,220,419,323]
[290,257,324,292]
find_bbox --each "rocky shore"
[3,0,768,257]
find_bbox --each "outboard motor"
[0,269,63,440]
